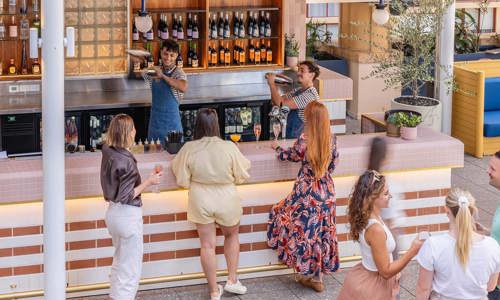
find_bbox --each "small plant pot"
[386,123,400,137]
[401,126,418,140]
[286,56,298,69]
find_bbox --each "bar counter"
[0,127,463,298]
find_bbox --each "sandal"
[298,277,324,293]
[210,284,223,300]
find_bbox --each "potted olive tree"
[399,112,422,140]
[365,0,454,132]
[285,33,300,69]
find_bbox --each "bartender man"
[266,61,320,139]
[133,39,188,144]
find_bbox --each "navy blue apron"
[286,89,306,139]
[148,68,183,144]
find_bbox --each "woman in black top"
[100,114,162,300]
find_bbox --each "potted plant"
[364,0,454,132]
[399,112,422,140]
[385,112,403,137]
[285,33,300,68]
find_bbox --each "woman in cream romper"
[171,108,250,300]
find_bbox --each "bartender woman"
[266,61,320,139]
[146,39,188,143]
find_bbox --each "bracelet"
[274,145,281,151]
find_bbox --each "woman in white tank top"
[338,170,424,300]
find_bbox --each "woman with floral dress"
[267,101,339,292]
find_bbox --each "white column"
[42,0,66,298]
[436,1,455,134]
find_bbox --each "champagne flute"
[152,164,163,193]
[272,121,281,141]
[253,123,262,148]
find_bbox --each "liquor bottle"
[208,43,212,66]
[228,109,236,133]
[210,43,217,66]
[266,40,273,64]
[177,16,184,40]
[0,17,5,41]
[33,13,41,38]
[265,12,272,37]
[20,15,29,40]
[8,0,16,14]
[219,42,225,65]
[254,42,261,64]
[192,43,199,68]
[21,41,28,74]
[0,61,3,75]
[146,26,154,41]
[225,109,230,134]
[248,12,254,37]
[210,14,217,39]
[224,43,230,66]
[239,43,245,65]
[238,14,245,38]
[0,0,3,13]
[176,45,183,68]
[9,16,17,38]
[187,42,193,67]
[260,40,266,63]
[233,12,239,38]
[259,11,265,38]
[8,58,16,75]
[33,0,39,13]
[249,42,255,63]
[252,12,259,38]
[157,14,163,39]
[236,108,243,133]
[223,13,230,39]
[132,21,139,41]
[192,15,199,39]
[218,12,224,38]
[187,13,193,39]
[32,58,41,74]
[172,14,178,39]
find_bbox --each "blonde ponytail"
[445,188,477,268]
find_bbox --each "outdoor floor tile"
[238,289,299,300]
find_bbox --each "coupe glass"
[253,123,262,147]
[272,121,281,141]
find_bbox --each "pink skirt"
[338,263,399,300]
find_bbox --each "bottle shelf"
[132,39,204,44]
[0,38,29,42]
[209,36,279,41]
[0,11,39,16]
[209,7,280,12]
[0,74,41,80]
[207,63,278,69]
[133,8,206,14]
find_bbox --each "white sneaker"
[224,280,247,295]
[210,284,223,300]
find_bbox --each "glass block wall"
[64,0,128,76]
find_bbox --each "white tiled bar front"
[0,127,464,298]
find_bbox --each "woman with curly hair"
[267,101,339,293]
[338,170,424,300]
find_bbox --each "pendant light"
[135,0,153,33]
[372,0,390,25]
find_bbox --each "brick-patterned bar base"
[0,127,463,296]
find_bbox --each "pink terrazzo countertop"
[0,127,463,204]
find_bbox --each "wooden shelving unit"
[129,0,284,73]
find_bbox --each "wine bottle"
[21,41,28,75]
[187,42,193,67]
[228,109,236,133]
[248,12,254,37]
[265,12,272,37]
[157,14,163,39]
[176,45,183,68]
[172,14,178,39]
[161,15,169,40]
[225,109,230,134]
[0,17,5,41]
[132,21,139,41]
[224,43,231,66]
[33,13,41,38]
[147,43,154,68]
[260,40,266,63]
[266,40,273,64]
[219,43,225,65]
[8,0,16,14]
[249,42,255,63]
[252,12,259,38]
[218,12,224,39]
[211,14,217,39]
[177,16,184,40]
[233,41,239,64]
[223,13,230,39]
[192,15,199,39]
[211,43,218,66]
[187,13,193,39]
[9,16,17,38]
[233,12,239,38]
[238,14,245,38]
[192,43,199,68]
[239,44,245,65]
[259,11,265,38]
[236,108,243,133]
[146,26,154,41]
[254,42,261,64]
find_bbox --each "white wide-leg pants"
[105,202,143,300]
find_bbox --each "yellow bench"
[453,60,500,158]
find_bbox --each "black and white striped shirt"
[142,66,187,103]
[285,87,320,121]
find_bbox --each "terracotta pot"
[401,126,418,140]
[286,56,298,68]
[386,123,400,137]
